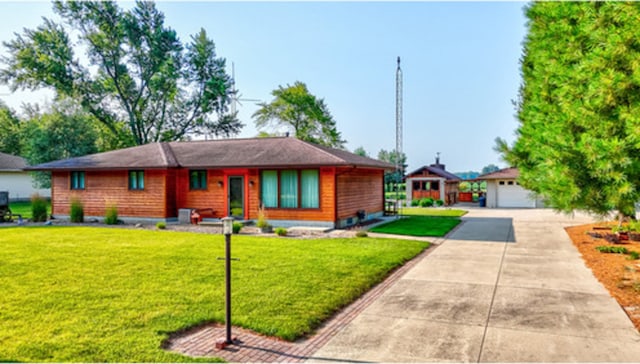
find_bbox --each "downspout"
[333,167,338,228]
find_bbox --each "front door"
[228,176,244,218]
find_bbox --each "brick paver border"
[164,237,444,362]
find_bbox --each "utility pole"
[395,57,403,216]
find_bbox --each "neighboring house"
[0,152,50,201]
[28,137,393,227]
[405,156,461,206]
[477,167,544,208]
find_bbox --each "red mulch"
[566,223,640,331]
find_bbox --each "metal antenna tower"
[395,56,403,216]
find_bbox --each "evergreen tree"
[498,2,640,218]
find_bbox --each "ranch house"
[28,137,393,228]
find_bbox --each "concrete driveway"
[309,208,640,362]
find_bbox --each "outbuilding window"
[129,170,145,190]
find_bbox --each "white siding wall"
[0,172,51,200]
[486,180,498,208]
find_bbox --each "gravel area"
[0,219,359,239]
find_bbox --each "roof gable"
[28,137,394,171]
[0,152,27,171]
[406,165,461,181]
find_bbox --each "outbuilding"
[0,152,50,200]
[478,167,544,208]
[405,156,461,206]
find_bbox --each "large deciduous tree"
[497,2,640,219]
[22,100,100,188]
[253,81,345,148]
[0,0,241,146]
[0,102,22,155]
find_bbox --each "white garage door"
[497,180,535,208]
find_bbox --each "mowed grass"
[0,227,429,362]
[401,207,467,217]
[370,216,461,237]
[7,200,51,220]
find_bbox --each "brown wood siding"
[52,170,168,218]
[175,170,227,218]
[247,169,260,219]
[257,167,336,222]
[412,190,441,200]
[336,168,384,219]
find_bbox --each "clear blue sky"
[0,1,528,173]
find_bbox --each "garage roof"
[477,167,519,180]
[0,152,27,171]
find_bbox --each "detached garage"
[478,167,543,208]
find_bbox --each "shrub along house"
[28,137,393,228]
[404,156,461,206]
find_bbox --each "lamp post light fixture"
[221,216,235,346]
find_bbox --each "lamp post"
[221,216,234,344]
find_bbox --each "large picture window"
[261,169,320,208]
[189,170,207,190]
[301,170,319,208]
[129,170,145,190]
[70,171,85,190]
[261,171,278,208]
[280,170,298,208]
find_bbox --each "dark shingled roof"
[27,137,394,171]
[477,167,519,180]
[0,152,27,171]
[406,165,461,181]
[27,143,178,171]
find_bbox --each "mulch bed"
[565,223,640,331]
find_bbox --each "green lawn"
[384,191,406,200]
[401,207,467,217]
[0,227,429,362]
[370,216,461,237]
[8,200,51,220]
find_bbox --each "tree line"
[0,0,348,187]
[1,0,343,149]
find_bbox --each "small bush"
[104,205,118,225]
[411,199,420,207]
[30,193,48,222]
[256,206,269,228]
[355,230,368,238]
[275,227,287,236]
[628,251,640,260]
[70,198,84,223]
[595,245,628,254]
[156,221,166,229]
[435,199,444,207]
[419,198,434,207]
[232,222,243,234]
